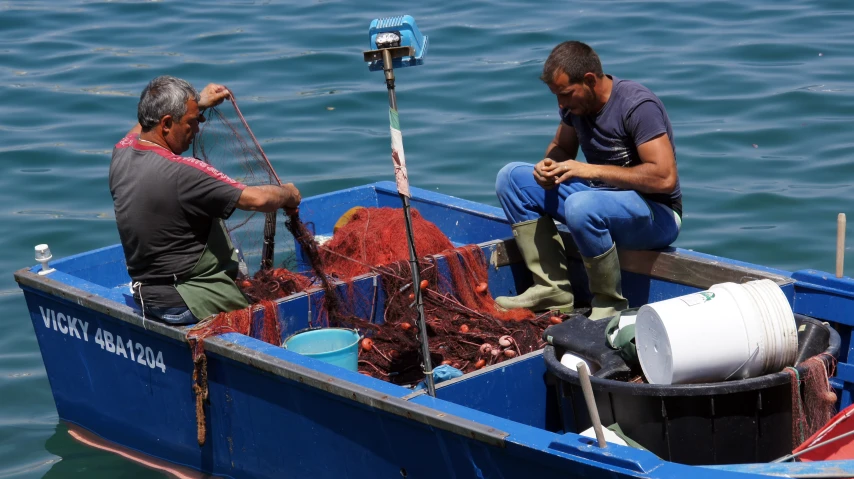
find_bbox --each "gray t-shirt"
[109,133,245,307]
[560,75,682,216]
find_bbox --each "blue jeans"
[495,162,680,258]
[143,305,200,325]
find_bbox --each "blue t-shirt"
[560,75,682,216]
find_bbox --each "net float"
[479,343,493,355]
[504,350,517,358]
[474,359,486,369]
[549,316,562,325]
[459,324,470,333]
[420,279,428,290]
[360,338,373,351]
[399,322,412,331]
[475,282,488,294]
[498,335,513,348]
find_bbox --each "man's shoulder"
[115,133,137,150]
[612,77,661,109]
[111,136,243,189]
[612,77,660,103]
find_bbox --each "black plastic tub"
[544,314,840,465]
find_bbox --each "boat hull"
[16,181,854,478]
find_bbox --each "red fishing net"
[788,353,838,449]
[295,207,547,382]
[186,299,281,445]
[185,92,551,444]
[319,207,453,278]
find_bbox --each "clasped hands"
[533,158,591,190]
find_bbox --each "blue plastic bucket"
[283,328,360,371]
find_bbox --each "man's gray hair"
[137,76,200,131]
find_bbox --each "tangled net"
[788,353,838,449]
[190,206,550,380]
[186,299,281,445]
[285,207,550,382]
[184,92,552,445]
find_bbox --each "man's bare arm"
[236,183,301,214]
[545,122,579,162]
[534,123,579,189]
[546,133,677,195]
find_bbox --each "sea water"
[1,0,853,476]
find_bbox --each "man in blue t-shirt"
[495,41,682,320]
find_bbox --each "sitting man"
[495,41,682,320]
[110,75,301,324]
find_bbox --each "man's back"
[109,133,244,284]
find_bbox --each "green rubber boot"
[583,243,629,320]
[495,217,574,313]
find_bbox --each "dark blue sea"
[2,0,853,476]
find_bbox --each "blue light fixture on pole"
[363,16,435,396]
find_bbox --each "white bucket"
[636,279,798,385]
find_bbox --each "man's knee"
[496,162,533,193]
[564,192,605,233]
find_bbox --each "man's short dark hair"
[540,41,604,84]
[137,76,200,131]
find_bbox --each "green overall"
[175,219,249,320]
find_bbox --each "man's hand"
[533,158,559,189]
[534,158,593,190]
[280,183,301,214]
[198,83,231,109]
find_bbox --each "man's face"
[165,98,203,154]
[548,71,597,116]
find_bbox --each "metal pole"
[837,213,846,278]
[382,49,436,396]
[577,362,607,448]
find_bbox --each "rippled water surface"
[2,0,853,476]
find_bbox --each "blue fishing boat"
[15,181,854,478]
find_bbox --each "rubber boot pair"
[494,217,628,319]
[494,217,574,313]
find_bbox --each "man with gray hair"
[109,75,301,324]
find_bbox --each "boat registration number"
[94,327,166,373]
[38,306,166,373]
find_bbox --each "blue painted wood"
[24,285,745,479]
[707,459,854,476]
[17,181,854,478]
[46,243,131,288]
[436,353,554,431]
